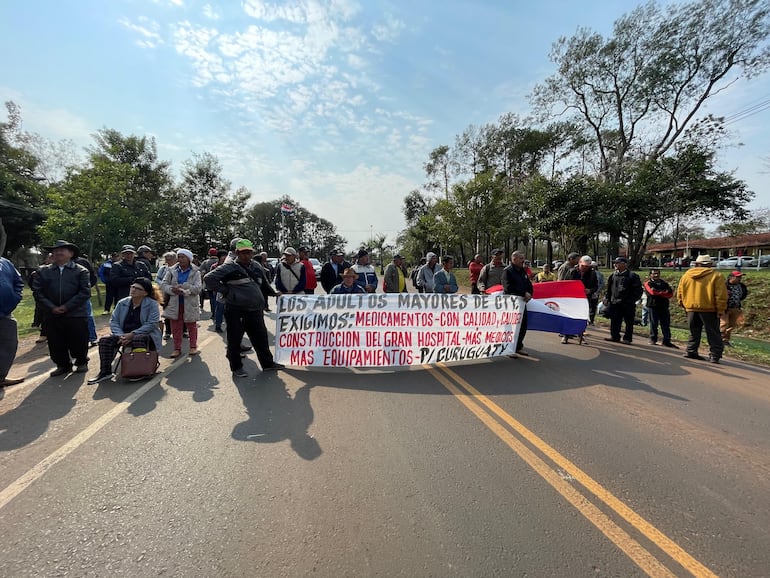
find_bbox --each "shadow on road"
[0,374,85,451]
[231,370,320,460]
[165,356,220,402]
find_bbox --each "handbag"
[120,348,160,380]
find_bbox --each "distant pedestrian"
[110,245,151,301]
[468,254,484,294]
[275,247,306,294]
[321,250,351,293]
[298,246,318,295]
[383,253,408,293]
[502,250,533,356]
[477,249,505,294]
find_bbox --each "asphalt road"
[1,316,769,577]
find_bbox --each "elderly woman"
[87,277,162,383]
[161,248,202,358]
[155,251,177,340]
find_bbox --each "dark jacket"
[567,267,598,298]
[643,278,674,309]
[110,259,151,300]
[502,264,533,297]
[606,269,642,305]
[320,260,352,293]
[204,260,276,311]
[75,257,98,287]
[0,257,23,318]
[31,260,91,317]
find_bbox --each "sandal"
[170,350,182,358]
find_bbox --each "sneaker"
[662,342,679,349]
[263,363,285,371]
[622,338,633,344]
[50,366,71,377]
[232,368,248,377]
[647,339,656,345]
[101,311,111,316]
[560,336,569,344]
[708,356,720,364]
[74,364,89,373]
[683,353,705,361]
[87,371,114,384]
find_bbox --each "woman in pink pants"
[160,248,202,358]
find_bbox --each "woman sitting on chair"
[88,277,162,384]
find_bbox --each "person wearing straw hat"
[677,253,728,363]
[31,240,91,376]
[331,268,366,294]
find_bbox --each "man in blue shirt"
[0,256,25,387]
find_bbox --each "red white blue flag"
[280,203,294,215]
[528,280,589,335]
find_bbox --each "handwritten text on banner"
[274,293,524,368]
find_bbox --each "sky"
[1,0,769,251]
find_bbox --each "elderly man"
[557,252,580,280]
[0,256,25,387]
[204,239,283,377]
[477,249,506,294]
[383,253,408,293]
[352,249,378,293]
[561,255,598,344]
[110,244,151,301]
[677,254,728,363]
[275,247,306,294]
[603,257,642,344]
[31,240,92,376]
[432,255,458,294]
[502,250,533,356]
[320,250,351,293]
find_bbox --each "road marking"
[430,364,718,578]
[0,334,218,511]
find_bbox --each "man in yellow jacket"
[676,254,728,363]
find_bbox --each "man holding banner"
[502,251,533,356]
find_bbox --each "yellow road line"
[430,364,718,578]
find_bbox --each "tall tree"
[532,0,770,178]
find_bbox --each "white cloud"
[371,13,405,42]
[202,4,220,20]
[119,16,164,49]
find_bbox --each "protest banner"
[274,293,525,368]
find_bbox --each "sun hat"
[121,244,137,254]
[694,254,713,264]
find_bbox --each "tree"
[532,0,770,179]
[41,128,176,258]
[1,102,46,256]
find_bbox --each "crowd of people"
[0,240,754,388]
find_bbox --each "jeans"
[86,299,97,342]
[647,307,671,344]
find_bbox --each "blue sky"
[2,0,769,250]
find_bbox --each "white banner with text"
[274,293,524,368]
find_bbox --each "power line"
[722,95,770,126]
